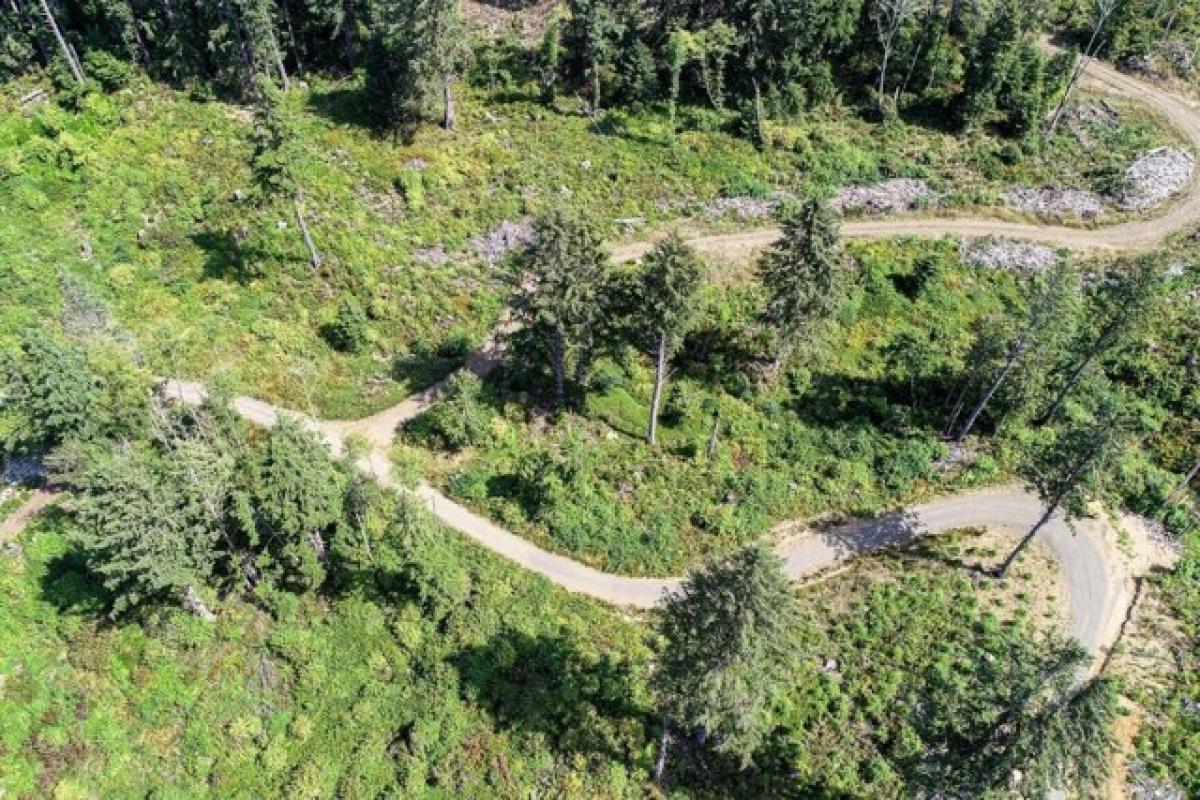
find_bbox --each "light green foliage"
[655,545,800,767]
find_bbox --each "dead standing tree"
[1048,0,1123,131]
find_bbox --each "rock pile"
[471,219,535,265]
[702,195,783,221]
[1004,186,1106,220]
[961,238,1060,272]
[1118,147,1195,211]
[831,179,933,215]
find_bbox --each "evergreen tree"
[636,233,703,446]
[364,0,470,134]
[251,76,322,270]
[510,210,611,409]
[997,386,1134,578]
[756,199,847,375]
[1037,256,1168,424]
[0,330,98,453]
[949,259,1082,442]
[564,0,625,119]
[245,419,345,591]
[653,545,800,778]
[57,439,223,618]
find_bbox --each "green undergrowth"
[1,506,1090,798]
[0,507,654,799]
[0,74,1181,419]
[417,238,1022,575]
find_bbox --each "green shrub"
[324,298,370,353]
[82,50,132,92]
[406,370,493,452]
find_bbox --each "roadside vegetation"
[1,0,1198,796]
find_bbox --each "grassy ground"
[0,73,1180,419]
[0,506,1084,798]
[414,238,1022,575]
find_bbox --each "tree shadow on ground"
[306,85,376,130]
[37,530,110,619]
[452,630,647,761]
[192,230,266,284]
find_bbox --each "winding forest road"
[153,54,1200,667]
[611,54,1200,264]
[16,52,1174,673]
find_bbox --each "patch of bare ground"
[463,1,557,43]
[1103,584,1188,799]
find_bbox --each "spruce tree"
[511,209,611,409]
[637,233,703,446]
[756,198,847,376]
[653,545,800,778]
[251,76,322,270]
[246,419,345,592]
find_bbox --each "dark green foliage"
[509,209,612,407]
[0,331,98,453]
[406,369,493,451]
[757,198,848,372]
[246,419,345,591]
[363,0,470,133]
[324,297,369,353]
[655,545,800,768]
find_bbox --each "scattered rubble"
[701,195,784,221]
[961,238,1060,272]
[1061,101,1121,147]
[470,219,535,265]
[414,246,450,267]
[831,179,933,216]
[1129,764,1185,800]
[1118,147,1195,211]
[1004,186,1105,220]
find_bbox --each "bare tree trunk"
[591,56,601,121]
[443,74,456,130]
[1162,455,1200,513]
[1049,1,1118,132]
[653,714,671,784]
[955,341,1025,442]
[997,503,1057,578]
[707,411,721,458]
[182,585,217,621]
[293,196,321,271]
[38,0,84,85]
[647,332,668,446]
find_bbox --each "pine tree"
[0,330,98,452]
[653,545,800,778]
[950,258,1081,442]
[56,440,223,618]
[565,0,625,119]
[757,198,847,376]
[637,233,703,446]
[363,0,470,134]
[511,210,611,409]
